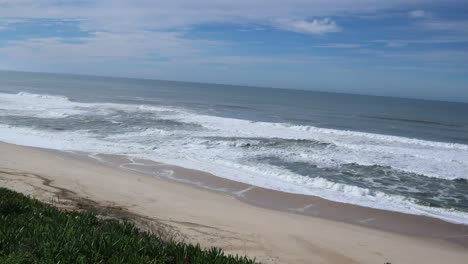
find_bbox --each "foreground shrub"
[0,188,256,264]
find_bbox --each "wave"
[202,137,333,149]
[16,91,71,102]
[173,112,468,180]
[175,109,468,151]
[0,92,83,118]
[2,91,468,179]
[364,115,463,128]
[1,91,468,224]
[132,151,468,224]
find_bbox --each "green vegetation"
[0,188,256,264]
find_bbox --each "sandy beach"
[1,141,467,264]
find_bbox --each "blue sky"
[0,1,468,102]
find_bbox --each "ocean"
[1,71,468,223]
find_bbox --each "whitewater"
[1,89,467,224]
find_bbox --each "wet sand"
[1,142,468,264]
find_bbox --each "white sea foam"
[16,92,71,101]
[0,92,85,118]
[168,113,468,180]
[1,91,468,224]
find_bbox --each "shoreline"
[1,141,468,263]
[71,151,468,246]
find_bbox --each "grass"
[0,188,256,264]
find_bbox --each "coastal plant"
[0,188,257,264]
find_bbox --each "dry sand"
[1,142,467,264]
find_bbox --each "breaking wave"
[1,91,468,224]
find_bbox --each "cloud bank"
[0,0,462,32]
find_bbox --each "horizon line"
[1,69,467,105]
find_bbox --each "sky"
[0,1,468,102]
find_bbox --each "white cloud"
[0,31,223,63]
[409,10,430,18]
[0,18,23,30]
[385,42,407,47]
[313,43,363,48]
[0,0,467,79]
[380,65,468,73]
[277,18,340,35]
[0,0,463,33]
[419,20,468,33]
[0,31,327,77]
[373,35,468,45]
[354,48,468,64]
